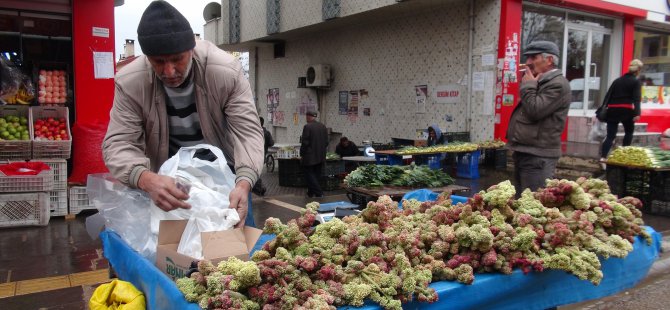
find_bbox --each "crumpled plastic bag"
[588,117,607,142]
[89,279,146,310]
[86,173,156,261]
[153,144,239,259]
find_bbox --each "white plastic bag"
[153,144,239,259]
[588,118,607,142]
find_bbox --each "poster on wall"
[294,112,299,125]
[434,84,461,104]
[415,85,428,113]
[267,88,279,124]
[360,90,370,115]
[348,90,359,115]
[273,111,285,126]
[298,89,316,115]
[339,91,348,115]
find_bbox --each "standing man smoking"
[507,41,571,194]
[103,1,263,227]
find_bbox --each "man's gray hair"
[542,53,560,67]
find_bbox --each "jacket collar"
[539,69,563,83]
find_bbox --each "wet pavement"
[1,161,669,308]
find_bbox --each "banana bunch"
[396,142,479,154]
[3,86,33,105]
[606,146,657,168]
[477,139,506,149]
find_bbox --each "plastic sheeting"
[101,188,662,310]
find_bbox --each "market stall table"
[100,225,661,310]
[342,156,376,172]
[346,184,469,206]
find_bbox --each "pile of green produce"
[477,139,506,149]
[326,152,341,161]
[0,115,30,141]
[176,178,650,310]
[606,146,670,168]
[343,164,454,188]
[396,142,479,155]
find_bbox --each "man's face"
[147,50,193,88]
[525,53,552,75]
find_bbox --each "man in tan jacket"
[103,1,263,227]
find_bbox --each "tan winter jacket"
[506,69,571,158]
[103,40,263,188]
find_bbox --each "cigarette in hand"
[518,64,527,71]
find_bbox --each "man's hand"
[138,171,191,212]
[229,180,251,228]
[522,68,540,83]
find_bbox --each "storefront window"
[634,28,670,87]
[522,4,616,114]
[634,28,670,110]
[521,5,565,62]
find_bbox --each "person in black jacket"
[252,117,274,196]
[335,137,359,157]
[301,110,328,198]
[600,59,643,164]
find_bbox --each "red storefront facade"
[0,0,117,180]
[495,0,669,141]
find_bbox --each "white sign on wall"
[434,84,461,104]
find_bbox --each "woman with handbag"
[599,59,644,167]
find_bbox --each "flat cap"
[523,41,560,57]
[306,110,318,117]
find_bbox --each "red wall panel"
[72,0,115,124]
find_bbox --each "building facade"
[205,0,670,147]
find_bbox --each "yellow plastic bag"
[89,279,146,310]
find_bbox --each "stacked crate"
[0,163,52,227]
[68,186,95,215]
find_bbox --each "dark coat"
[602,73,641,123]
[507,69,571,158]
[300,120,328,166]
[263,127,274,155]
[335,141,359,157]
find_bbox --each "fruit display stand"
[0,105,33,160]
[99,192,661,310]
[31,106,72,159]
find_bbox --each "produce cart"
[101,201,661,310]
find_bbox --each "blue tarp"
[101,189,662,310]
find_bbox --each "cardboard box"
[155,220,263,280]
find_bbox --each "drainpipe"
[254,46,259,109]
[465,0,475,138]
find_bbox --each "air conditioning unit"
[306,64,331,87]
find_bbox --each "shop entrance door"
[564,24,612,115]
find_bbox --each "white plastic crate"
[0,163,54,193]
[69,186,95,215]
[0,192,50,227]
[31,106,72,159]
[0,105,33,160]
[49,190,68,217]
[11,159,67,191]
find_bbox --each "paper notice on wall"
[473,72,485,92]
[482,54,495,67]
[481,72,494,115]
[93,52,114,79]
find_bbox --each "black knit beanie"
[137,1,195,56]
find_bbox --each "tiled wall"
[251,0,501,146]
